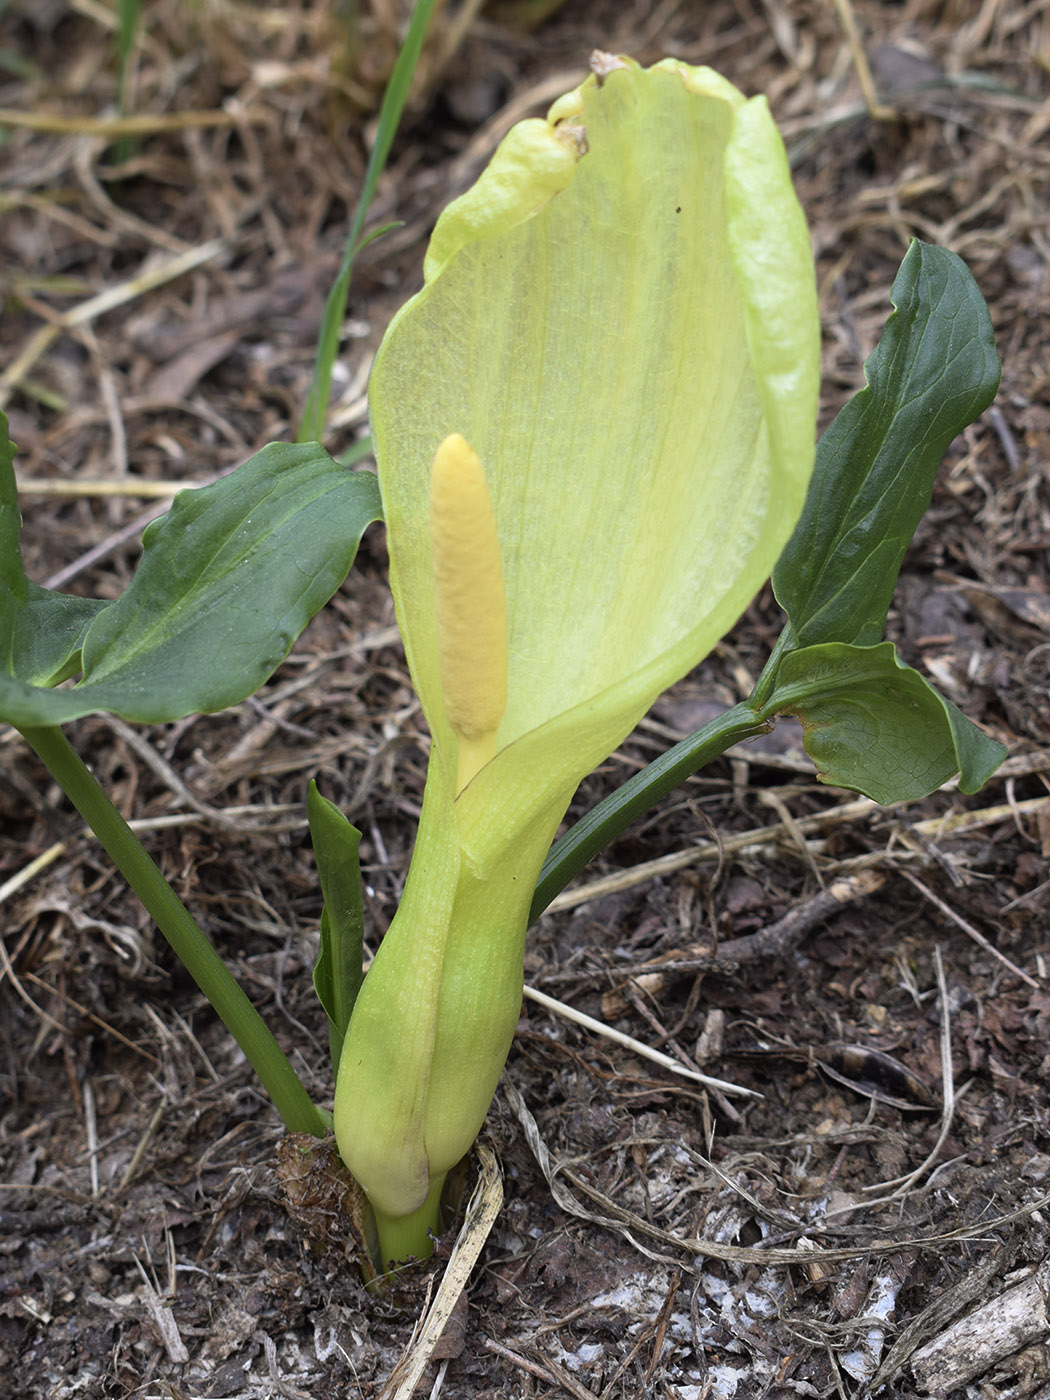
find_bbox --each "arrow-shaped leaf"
[761,640,1007,803]
[0,440,382,728]
[772,240,1000,650]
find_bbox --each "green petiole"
[530,702,771,924]
[19,724,329,1140]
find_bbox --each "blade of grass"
[117,0,139,112]
[299,0,440,443]
[110,0,141,165]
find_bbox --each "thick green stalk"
[373,1178,444,1272]
[530,701,771,922]
[19,724,328,1138]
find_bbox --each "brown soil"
[2,2,1048,1397]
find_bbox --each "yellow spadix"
[429,433,508,792]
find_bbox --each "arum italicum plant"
[333,56,822,1265]
[4,43,1003,1287]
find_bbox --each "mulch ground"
[2,2,1049,1396]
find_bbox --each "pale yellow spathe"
[335,56,821,1254]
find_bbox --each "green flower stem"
[372,1178,444,1273]
[19,724,329,1139]
[529,701,770,922]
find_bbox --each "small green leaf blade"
[765,641,1006,803]
[941,692,1009,795]
[1,411,28,667]
[0,411,111,689]
[773,241,1001,648]
[307,780,364,1073]
[73,443,382,722]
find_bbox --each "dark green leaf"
[761,641,1007,802]
[773,241,1000,649]
[308,781,364,1073]
[78,443,382,720]
[0,442,382,728]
